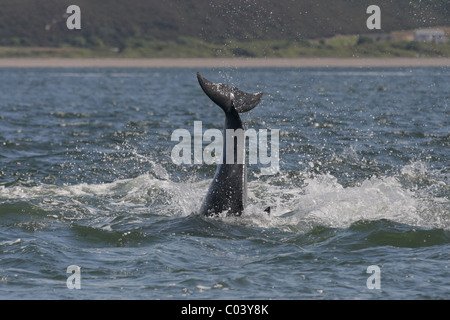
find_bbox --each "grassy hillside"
[0,0,449,57]
[2,35,450,59]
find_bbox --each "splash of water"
[2,160,447,233]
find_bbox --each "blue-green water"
[0,67,449,299]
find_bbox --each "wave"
[266,171,448,231]
[1,161,448,234]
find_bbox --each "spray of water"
[1,157,448,233]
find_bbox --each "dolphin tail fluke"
[197,72,263,114]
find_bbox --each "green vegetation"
[0,0,449,58]
[1,36,449,58]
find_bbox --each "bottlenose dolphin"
[197,73,264,217]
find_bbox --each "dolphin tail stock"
[197,72,263,114]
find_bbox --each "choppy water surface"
[0,67,449,299]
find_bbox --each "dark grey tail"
[197,73,263,114]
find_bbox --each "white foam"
[0,173,203,218]
[298,174,422,228]
[1,162,447,231]
[245,163,449,231]
[0,238,21,247]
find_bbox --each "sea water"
[0,67,448,299]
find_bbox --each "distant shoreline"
[0,57,449,68]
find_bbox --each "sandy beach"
[0,57,449,68]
